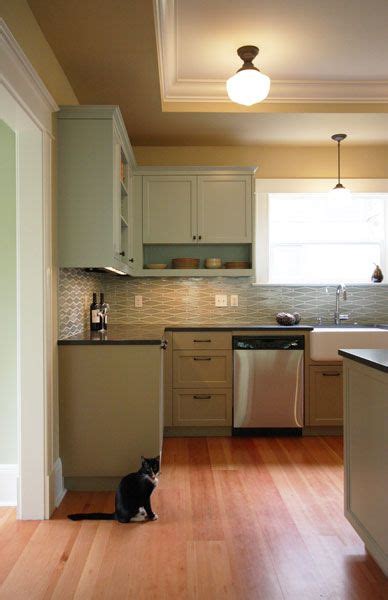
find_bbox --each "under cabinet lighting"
[104,267,127,275]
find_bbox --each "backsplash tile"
[58,269,388,338]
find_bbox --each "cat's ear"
[141,455,146,462]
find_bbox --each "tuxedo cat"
[68,456,160,523]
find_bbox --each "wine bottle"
[100,292,108,330]
[90,293,100,331]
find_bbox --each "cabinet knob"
[192,235,196,240]
[129,258,134,263]
[119,251,125,257]
[198,235,202,240]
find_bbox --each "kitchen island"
[339,349,388,576]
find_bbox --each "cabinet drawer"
[173,389,232,426]
[173,350,232,388]
[173,332,231,350]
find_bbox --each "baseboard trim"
[164,426,231,437]
[303,426,343,436]
[53,457,66,507]
[0,464,18,506]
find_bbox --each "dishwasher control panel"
[233,336,304,351]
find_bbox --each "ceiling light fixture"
[226,45,270,106]
[330,133,351,198]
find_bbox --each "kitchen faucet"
[334,284,348,325]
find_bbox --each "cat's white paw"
[149,513,158,521]
[139,507,146,516]
[130,512,147,523]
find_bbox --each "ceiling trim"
[153,0,388,104]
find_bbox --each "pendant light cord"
[337,140,340,184]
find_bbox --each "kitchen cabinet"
[57,106,136,274]
[136,167,256,277]
[166,332,233,429]
[142,172,252,245]
[59,344,163,488]
[309,365,343,426]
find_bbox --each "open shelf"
[140,268,253,277]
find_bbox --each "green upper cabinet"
[141,171,253,245]
[143,175,197,243]
[57,106,136,274]
[197,175,252,243]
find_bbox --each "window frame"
[255,179,388,286]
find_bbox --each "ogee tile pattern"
[58,269,388,338]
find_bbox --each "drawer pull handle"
[193,395,211,400]
[322,372,340,376]
[193,339,212,343]
[193,357,211,361]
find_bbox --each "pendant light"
[226,45,270,106]
[330,133,351,198]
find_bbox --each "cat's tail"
[68,512,115,521]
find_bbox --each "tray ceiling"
[155,0,388,105]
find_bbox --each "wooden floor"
[0,437,387,600]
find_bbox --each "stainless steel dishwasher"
[233,336,304,435]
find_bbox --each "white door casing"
[0,18,58,518]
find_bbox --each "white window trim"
[254,178,388,286]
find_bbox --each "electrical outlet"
[215,294,227,307]
[230,294,239,307]
[135,295,143,308]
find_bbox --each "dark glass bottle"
[100,292,108,330]
[90,293,100,331]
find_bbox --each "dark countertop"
[164,324,314,332]
[58,325,165,345]
[338,349,388,373]
[58,323,314,345]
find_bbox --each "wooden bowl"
[224,261,250,269]
[172,258,200,269]
[145,263,168,269]
[205,258,222,269]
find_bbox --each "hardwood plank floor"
[1,437,387,600]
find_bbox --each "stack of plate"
[172,258,200,269]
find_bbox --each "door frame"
[0,19,58,518]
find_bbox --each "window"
[256,180,388,285]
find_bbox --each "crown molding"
[0,18,58,129]
[153,0,388,105]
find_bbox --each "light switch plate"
[230,294,239,307]
[215,294,227,307]
[135,295,143,308]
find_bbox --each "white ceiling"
[178,0,388,80]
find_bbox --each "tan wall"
[0,0,77,104]
[134,145,388,179]
[1,1,79,467]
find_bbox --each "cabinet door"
[113,133,123,260]
[197,175,252,243]
[143,176,197,243]
[309,366,343,426]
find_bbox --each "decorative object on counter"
[371,263,384,283]
[329,133,351,199]
[172,258,200,269]
[205,257,222,269]
[68,456,160,523]
[275,312,301,326]
[226,45,271,106]
[224,261,250,269]
[90,292,100,331]
[145,263,168,269]
[99,293,109,330]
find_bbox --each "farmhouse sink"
[310,327,388,362]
